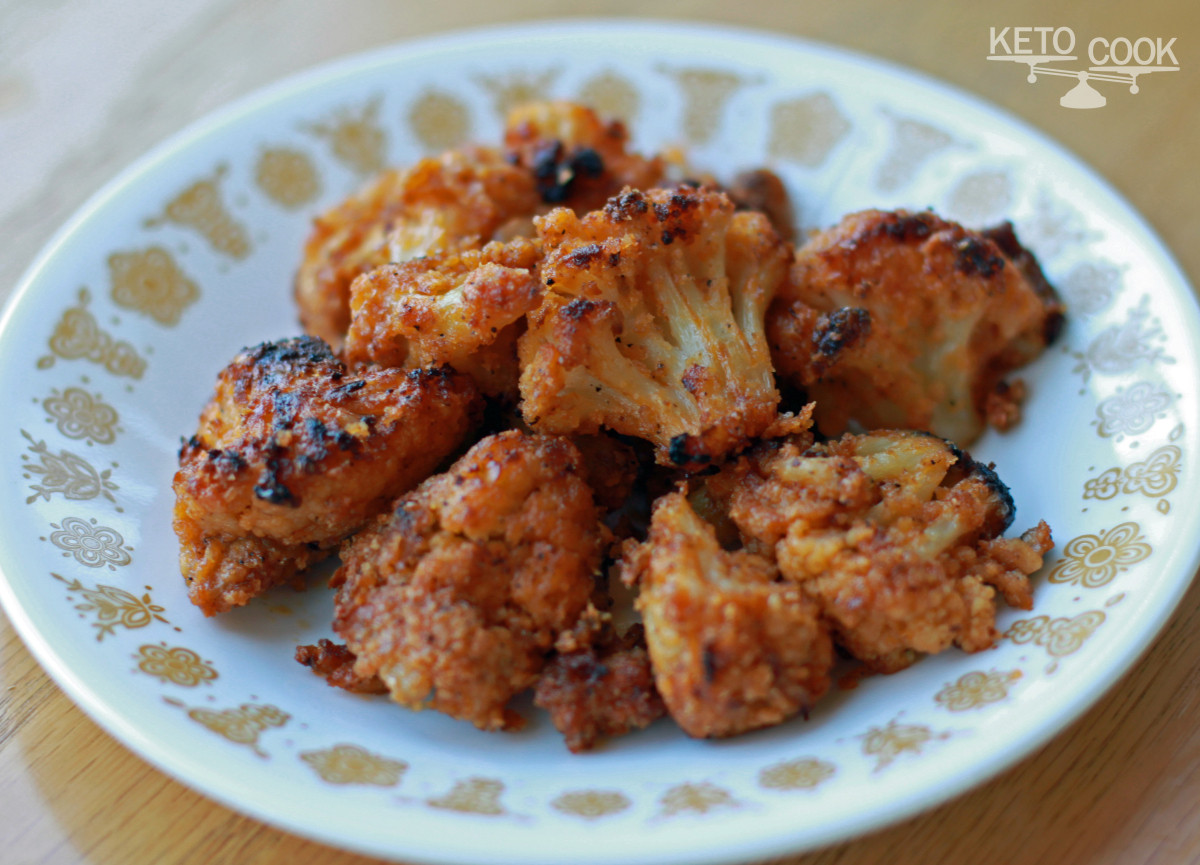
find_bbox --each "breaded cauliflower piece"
[534,607,665,752]
[173,336,480,615]
[295,639,387,694]
[621,491,833,738]
[332,431,604,731]
[767,209,1065,445]
[519,186,790,470]
[295,146,541,349]
[505,101,665,212]
[707,429,1053,673]
[343,237,543,399]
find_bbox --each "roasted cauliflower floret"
[343,237,543,399]
[621,491,833,738]
[534,607,665,753]
[767,209,1065,444]
[172,337,480,616]
[295,146,541,349]
[332,431,604,732]
[706,429,1053,673]
[519,186,790,470]
[505,101,665,211]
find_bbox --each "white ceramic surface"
[2,20,1198,865]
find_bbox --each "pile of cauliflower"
[174,102,1062,751]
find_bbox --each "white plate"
[2,20,1198,865]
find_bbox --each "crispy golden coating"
[332,431,604,731]
[707,429,1053,673]
[621,492,833,738]
[534,607,665,752]
[295,639,387,694]
[343,237,543,399]
[295,146,541,349]
[768,209,1065,444]
[173,337,480,615]
[519,186,790,470]
[505,101,665,212]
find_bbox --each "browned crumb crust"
[534,608,665,752]
[332,430,604,731]
[622,492,833,738]
[295,639,387,694]
[343,237,543,399]
[706,429,1053,673]
[767,209,1065,444]
[172,336,480,615]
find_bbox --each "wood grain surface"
[2,1,1198,864]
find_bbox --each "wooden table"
[2,1,1197,863]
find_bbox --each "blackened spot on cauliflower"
[565,244,604,268]
[873,211,937,244]
[328,379,366,400]
[254,461,295,505]
[810,307,872,375]
[605,188,649,221]
[668,433,712,470]
[954,237,1006,278]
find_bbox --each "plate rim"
[2,17,1199,865]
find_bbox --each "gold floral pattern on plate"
[1005,611,1106,673]
[1020,187,1098,258]
[408,90,472,152]
[1048,522,1152,588]
[1092,381,1175,441]
[53,573,168,641]
[37,288,146,378]
[1071,296,1173,383]
[1061,260,1123,317]
[550,790,631,819]
[108,246,200,326]
[255,147,321,209]
[21,430,119,508]
[41,385,120,445]
[874,114,954,193]
[934,669,1021,712]
[577,70,640,123]
[299,744,408,787]
[758,758,836,791]
[860,719,952,772]
[1083,442,1181,514]
[476,69,559,119]
[767,92,851,167]
[658,67,752,144]
[306,97,387,176]
[134,643,218,686]
[145,164,251,260]
[44,516,132,569]
[945,170,1013,224]
[166,699,289,758]
[657,782,740,818]
[427,778,507,816]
